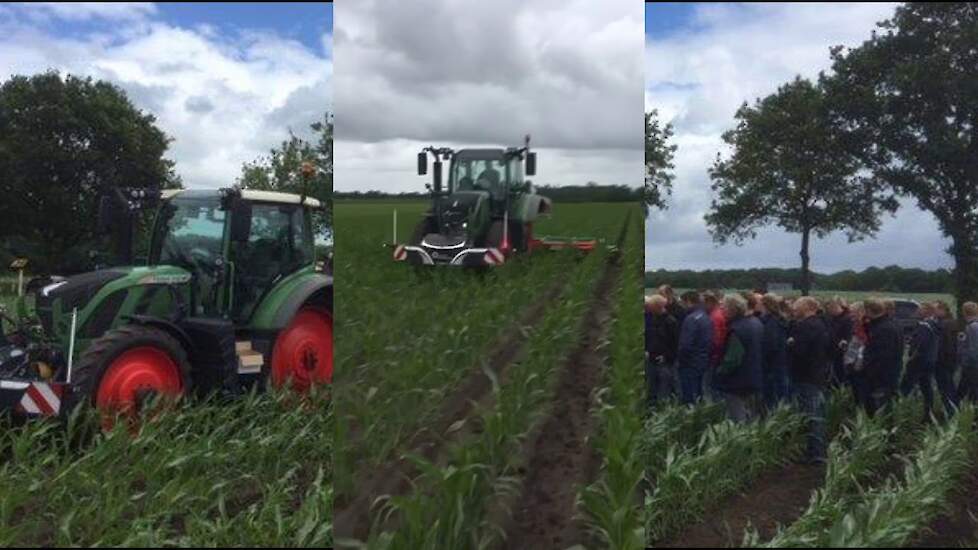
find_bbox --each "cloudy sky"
[334,0,644,193]
[645,2,953,273]
[0,2,331,189]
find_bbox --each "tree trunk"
[799,228,812,296]
[950,232,978,315]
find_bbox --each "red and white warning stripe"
[18,382,64,416]
[483,247,505,266]
[393,244,407,261]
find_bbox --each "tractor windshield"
[151,197,226,269]
[452,159,508,198]
[451,157,524,200]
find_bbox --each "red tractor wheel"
[69,325,189,432]
[271,306,332,391]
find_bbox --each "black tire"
[410,216,436,245]
[63,324,192,417]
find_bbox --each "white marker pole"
[17,268,23,298]
[393,210,398,244]
[66,308,78,384]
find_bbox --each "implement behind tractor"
[390,136,596,267]
[0,181,332,428]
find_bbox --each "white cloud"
[334,0,643,192]
[0,5,331,189]
[645,2,954,272]
[18,2,158,23]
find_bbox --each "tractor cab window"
[452,159,508,200]
[152,197,227,316]
[230,203,314,322]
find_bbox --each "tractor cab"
[150,189,319,323]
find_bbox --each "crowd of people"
[644,285,978,464]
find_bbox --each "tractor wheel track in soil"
[334,272,571,543]
[655,462,826,548]
[498,216,629,550]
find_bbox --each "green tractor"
[0,185,331,428]
[391,136,596,267]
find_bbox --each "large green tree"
[238,113,332,241]
[645,110,676,212]
[706,77,898,295]
[0,71,179,273]
[823,2,978,306]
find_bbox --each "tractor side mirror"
[433,160,443,193]
[230,200,253,242]
[96,195,117,235]
[417,152,427,176]
[526,152,537,176]
[525,179,533,193]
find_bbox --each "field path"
[500,217,628,549]
[334,274,571,542]
[656,462,825,548]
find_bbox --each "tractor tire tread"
[63,324,192,416]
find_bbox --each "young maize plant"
[0,389,333,547]
[823,404,978,548]
[579,216,647,550]
[370,243,608,548]
[750,395,925,547]
[645,407,807,543]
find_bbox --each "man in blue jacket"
[901,301,940,421]
[677,291,713,405]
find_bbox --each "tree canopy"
[705,77,898,294]
[0,71,179,273]
[645,110,676,211]
[238,113,333,244]
[823,2,978,305]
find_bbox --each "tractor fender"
[269,273,332,330]
[123,315,197,357]
[516,194,552,223]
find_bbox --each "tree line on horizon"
[644,265,955,296]
[335,182,641,203]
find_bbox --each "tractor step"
[235,341,265,375]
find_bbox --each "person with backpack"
[714,294,763,422]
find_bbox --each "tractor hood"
[34,269,129,335]
[33,266,192,340]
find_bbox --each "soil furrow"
[656,462,825,548]
[499,218,628,549]
[334,274,570,542]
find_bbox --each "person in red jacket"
[703,291,728,398]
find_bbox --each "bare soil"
[656,462,825,548]
[500,220,628,549]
